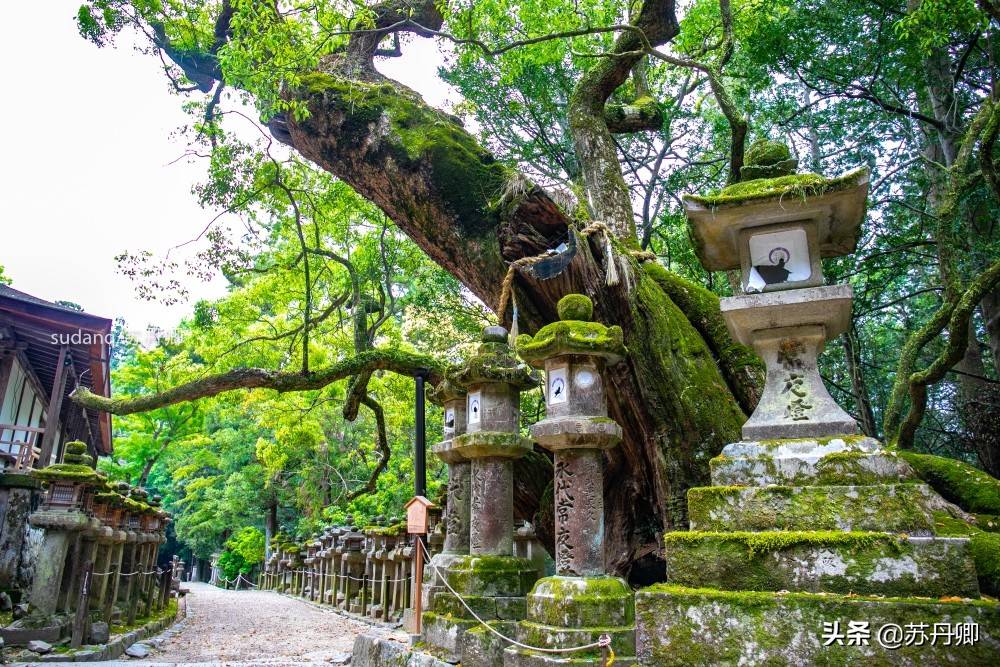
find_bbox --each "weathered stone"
[710,435,915,486]
[125,642,150,658]
[687,483,941,533]
[28,530,76,615]
[635,584,1000,666]
[27,639,52,654]
[469,457,517,557]
[0,591,11,611]
[461,621,517,667]
[441,460,471,556]
[663,533,979,598]
[88,621,110,644]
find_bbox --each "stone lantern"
[28,441,101,616]
[427,374,470,557]
[512,293,634,665]
[629,143,1000,664]
[451,326,538,556]
[422,326,541,665]
[684,141,869,440]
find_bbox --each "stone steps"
[636,584,1000,666]
[663,531,979,598]
[710,437,914,487]
[687,483,940,533]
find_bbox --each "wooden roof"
[0,285,113,455]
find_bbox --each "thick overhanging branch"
[604,98,664,133]
[70,349,443,416]
[342,395,390,502]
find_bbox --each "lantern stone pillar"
[422,326,541,665]
[27,441,101,617]
[629,143,1000,665]
[507,293,635,666]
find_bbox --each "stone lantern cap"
[682,143,870,273]
[517,294,627,366]
[30,440,102,486]
[427,372,466,405]
[451,326,538,391]
[720,284,854,346]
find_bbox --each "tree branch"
[70,349,442,415]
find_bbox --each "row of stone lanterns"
[22,441,171,647]
[421,295,633,666]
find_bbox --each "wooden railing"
[0,423,43,471]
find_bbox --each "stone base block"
[517,622,635,658]
[444,556,539,597]
[432,592,527,621]
[462,621,519,667]
[636,584,1000,666]
[504,648,637,666]
[664,532,979,598]
[711,437,914,486]
[422,612,480,662]
[688,483,939,533]
[526,577,634,628]
[351,634,454,667]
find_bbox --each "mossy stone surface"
[453,328,538,391]
[684,168,867,208]
[443,555,538,597]
[687,483,939,533]
[899,451,1000,515]
[933,511,1000,596]
[663,531,979,598]
[526,576,634,628]
[517,294,626,366]
[636,584,1000,666]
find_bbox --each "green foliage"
[218,526,265,579]
[0,263,11,285]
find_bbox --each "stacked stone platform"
[635,435,1000,665]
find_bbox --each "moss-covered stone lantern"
[451,326,538,556]
[422,326,542,664]
[511,294,635,665]
[427,373,470,556]
[634,144,1000,664]
[33,441,100,512]
[683,140,869,440]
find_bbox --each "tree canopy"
[68,0,1000,574]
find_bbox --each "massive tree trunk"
[94,0,763,581]
[273,3,760,579]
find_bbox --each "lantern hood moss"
[427,370,466,405]
[516,294,627,367]
[452,326,539,390]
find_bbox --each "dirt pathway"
[137,582,407,664]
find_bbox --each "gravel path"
[137,582,407,664]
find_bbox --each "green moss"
[64,441,87,455]
[30,463,102,485]
[664,530,893,557]
[745,139,792,166]
[932,511,1000,595]
[684,168,867,207]
[453,329,537,390]
[899,451,1000,514]
[556,294,594,321]
[516,319,627,365]
[110,598,178,635]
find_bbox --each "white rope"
[418,540,610,655]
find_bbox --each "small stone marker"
[27,640,52,654]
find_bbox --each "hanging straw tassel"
[510,293,519,346]
[603,229,620,287]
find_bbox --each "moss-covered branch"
[900,451,1000,516]
[70,349,443,416]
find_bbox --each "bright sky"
[0,1,454,341]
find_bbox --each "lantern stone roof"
[452,326,538,390]
[517,294,627,367]
[682,141,870,272]
[426,372,466,405]
[30,440,102,485]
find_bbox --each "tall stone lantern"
[628,144,1000,665]
[511,293,634,666]
[427,374,470,557]
[422,326,541,665]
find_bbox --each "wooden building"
[0,285,113,470]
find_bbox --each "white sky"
[0,1,455,340]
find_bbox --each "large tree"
[72,0,1000,576]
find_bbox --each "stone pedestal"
[27,510,90,616]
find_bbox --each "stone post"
[509,293,634,666]
[422,326,541,665]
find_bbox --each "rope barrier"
[417,539,613,659]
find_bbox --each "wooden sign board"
[405,495,436,535]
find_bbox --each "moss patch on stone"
[933,511,1000,596]
[684,168,866,207]
[899,451,1000,515]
